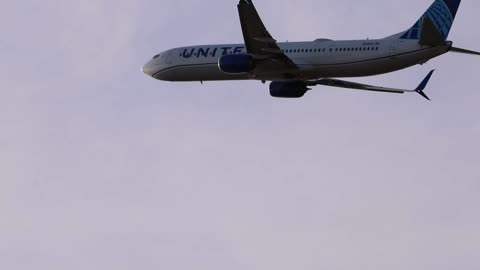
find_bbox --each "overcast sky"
[1,0,479,269]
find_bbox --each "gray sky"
[1,0,479,269]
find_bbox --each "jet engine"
[269,81,309,98]
[218,54,255,74]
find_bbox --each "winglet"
[415,70,435,101]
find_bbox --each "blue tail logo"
[400,0,461,40]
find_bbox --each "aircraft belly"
[154,63,250,82]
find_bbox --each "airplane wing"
[306,70,435,100]
[237,0,298,74]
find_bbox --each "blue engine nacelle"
[269,81,309,98]
[218,54,255,74]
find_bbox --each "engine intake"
[218,54,255,74]
[269,81,309,98]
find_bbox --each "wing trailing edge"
[305,70,436,100]
[236,0,298,73]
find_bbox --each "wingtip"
[418,90,431,101]
[239,0,253,5]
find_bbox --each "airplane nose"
[141,62,156,77]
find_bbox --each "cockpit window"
[153,54,161,59]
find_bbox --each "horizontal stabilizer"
[450,46,480,56]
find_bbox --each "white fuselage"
[142,38,452,82]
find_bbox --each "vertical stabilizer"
[400,0,461,41]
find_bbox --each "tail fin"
[400,0,461,41]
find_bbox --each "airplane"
[142,0,480,99]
